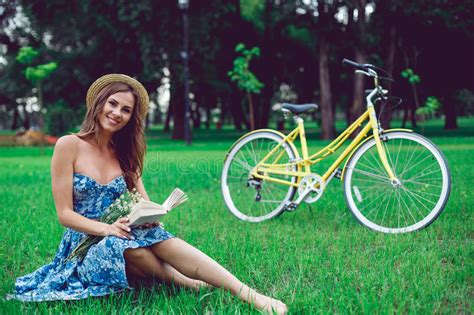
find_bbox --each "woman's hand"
[103,217,134,240]
[136,222,160,229]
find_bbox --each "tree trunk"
[401,106,408,128]
[444,102,458,129]
[205,100,211,129]
[163,105,172,132]
[380,24,397,129]
[37,81,44,130]
[410,103,417,128]
[227,94,243,132]
[192,102,200,129]
[171,72,185,139]
[22,105,30,130]
[403,49,419,128]
[256,0,275,129]
[349,0,367,124]
[319,36,335,139]
[11,107,20,130]
[247,92,255,131]
[349,48,367,123]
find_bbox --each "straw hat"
[86,74,149,120]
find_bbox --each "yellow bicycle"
[221,59,451,233]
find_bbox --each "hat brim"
[86,74,149,120]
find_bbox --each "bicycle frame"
[250,89,402,189]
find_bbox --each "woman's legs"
[150,238,287,314]
[124,247,208,291]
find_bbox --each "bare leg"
[150,238,287,314]
[125,261,147,287]
[124,247,209,291]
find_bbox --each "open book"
[127,188,188,228]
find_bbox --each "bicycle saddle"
[281,103,318,114]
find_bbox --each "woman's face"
[98,91,135,133]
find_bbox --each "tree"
[228,43,264,131]
[400,68,420,127]
[316,1,341,139]
[347,0,370,124]
[16,46,58,129]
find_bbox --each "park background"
[1,0,472,313]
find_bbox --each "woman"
[9,74,287,314]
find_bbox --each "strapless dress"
[7,173,174,302]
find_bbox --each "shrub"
[45,100,77,136]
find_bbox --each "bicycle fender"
[224,129,301,162]
[340,128,413,180]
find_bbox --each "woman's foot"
[190,279,213,291]
[252,292,288,315]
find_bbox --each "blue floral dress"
[8,173,174,302]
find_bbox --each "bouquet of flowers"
[67,188,156,261]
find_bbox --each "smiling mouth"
[107,117,120,125]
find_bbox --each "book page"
[127,189,188,228]
[162,188,188,210]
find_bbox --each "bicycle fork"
[367,99,400,187]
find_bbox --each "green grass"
[0,119,472,313]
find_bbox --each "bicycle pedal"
[284,202,298,212]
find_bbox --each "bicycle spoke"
[257,199,282,203]
[400,186,431,219]
[366,147,387,176]
[403,165,440,182]
[235,152,253,170]
[402,179,443,188]
[398,153,434,178]
[358,191,388,212]
[365,191,392,219]
[383,141,397,174]
[353,160,386,177]
[380,190,394,226]
[399,140,417,176]
[351,167,391,182]
[350,177,392,185]
[394,138,403,171]
[401,186,437,206]
[402,188,441,198]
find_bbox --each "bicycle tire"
[343,131,451,233]
[221,130,299,222]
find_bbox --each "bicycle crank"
[284,174,325,211]
[297,174,325,203]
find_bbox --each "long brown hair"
[77,82,146,190]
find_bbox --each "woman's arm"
[51,136,131,238]
[133,175,151,201]
[132,174,161,228]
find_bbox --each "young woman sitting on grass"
[8,74,287,314]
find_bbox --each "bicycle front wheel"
[344,131,451,233]
[221,131,299,222]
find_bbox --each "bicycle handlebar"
[342,58,374,72]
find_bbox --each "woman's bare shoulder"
[54,134,79,155]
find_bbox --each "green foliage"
[416,96,442,117]
[45,100,77,136]
[240,0,265,31]
[25,62,58,84]
[401,68,421,85]
[15,47,39,65]
[455,88,474,115]
[16,47,58,85]
[285,25,313,48]
[228,43,264,94]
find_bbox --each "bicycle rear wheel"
[344,131,451,233]
[221,131,299,222]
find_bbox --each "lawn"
[0,118,472,313]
